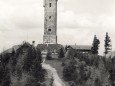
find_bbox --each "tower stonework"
[43,0,58,44]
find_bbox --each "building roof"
[2,42,31,54]
[70,45,92,50]
[37,44,62,52]
[48,44,62,51]
[37,44,47,51]
[2,45,20,54]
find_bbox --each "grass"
[45,58,64,78]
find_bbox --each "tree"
[104,32,112,55]
[36,48,42,63]
[12,48,15,56]
[30,48,44,82]
[65,45,68,53]
[58,48,65,58]
[46,52,52,60]
[23,47,37,71]
[95,78,101,86]
[0,65,11,86]
[91,35,100,54]
[63,61,77,81]
[31,58,43,82]
[23,48,34,71]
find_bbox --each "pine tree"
[23,47,36,71]
[65,45,68,52]
[104,32,112,55]
[58,48,65,58]
[0,65,11,86]
[91,35,100,54]
[36,48,42,63]
[12,48,15,56]
[46,52,52,60]
[31,58,43,82]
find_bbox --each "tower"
[43,0,58,44]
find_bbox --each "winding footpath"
[42,59,65,86]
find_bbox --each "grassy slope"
[45,55,69,86]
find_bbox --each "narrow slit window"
[49,16,51,19]
[48,29,51,31]
[49,3,52,7]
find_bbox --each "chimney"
[32,41,35,46]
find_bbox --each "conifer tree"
[36,48,42,63]
[58,48,65,58]
[46,52,52,60]
[91,35,100,54]
[104,32,112,55]
[65,45,68,52]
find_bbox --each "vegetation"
[64,45,68,53]
[46,52,52,60]
[58,48,65,58]
[0,32,114,86]
[91,35,100,55]
[0,42,46,86]
[63,49,115,86]
[0,63,11,86]
[104,32,112,55]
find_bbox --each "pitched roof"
[2,45,20,54]
[48,44,62,51]
[37,44,62,52]
[70,45,92,50]
[2,42,31,54]
[37,44,47,51]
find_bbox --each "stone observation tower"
[43,0,58,44]
[37,0,61,54]
[37,0,92,54]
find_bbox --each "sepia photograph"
[0,0,115,86]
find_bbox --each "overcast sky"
[0,0,115,55]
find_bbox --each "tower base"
[43,35,57,44]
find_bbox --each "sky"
[0,0,115,55]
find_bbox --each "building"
[43,0,58,44]
[38,0,61,54]
[37,44,62,54]
[38,0,92,55]
[68,45,92,53]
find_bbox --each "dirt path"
[42,59,65,86]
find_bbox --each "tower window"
[49,3,52,7]
[48,29,51,31]
[49,16,51,19]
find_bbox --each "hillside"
[0,42,115,86]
